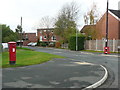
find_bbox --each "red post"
[104,47,110,54]
[8,42,16,65]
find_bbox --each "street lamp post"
[20,17,22,48]
[75,12,78,51]
[76,29,78,51]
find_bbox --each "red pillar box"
[104,47,110,54]
[8,42,16,65]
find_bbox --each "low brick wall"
[23,41,30,46]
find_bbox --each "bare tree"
[84,3,100,25]
[84,15,89,25]
[38,16,55,46]
[83,3,100,40]
[39,16,54,28]
[59,1,80,21]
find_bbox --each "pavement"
[2,46,118,89]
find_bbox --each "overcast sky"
[0,0,119,33]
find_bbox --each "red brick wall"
[23,41,30,46]
[96,12,119,40]
[26,33,37,42]
[37,29,61,42]
[23,33,37,46]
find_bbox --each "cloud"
[0,0,119,32]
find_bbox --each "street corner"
[69,61,108,89]
[2,59,108,88]
[81,63,108,89]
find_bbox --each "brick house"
[37,28,60,43]
[81,9,120,40]
[22,33,37,46]
[80,25,96,40]
[96,9,120,40]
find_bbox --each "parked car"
[118,46,120,52]
[27,42,34,46]
[118,46,120,49]
[31,42,37,46]
[2,43,8,49]
[49,42,55,47]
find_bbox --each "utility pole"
[104,0,110,54]
[20,17,22,48]
[105,0,109,47]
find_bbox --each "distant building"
[22,33,37,46]
[80,25,96,40]
[81,9,120,40]
[17,32,37,46]
[37,28,60,43]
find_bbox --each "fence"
[61,43,68,49]
[84,39,120,52]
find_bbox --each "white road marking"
[74,62,95,65]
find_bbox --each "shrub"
[55,42,61,48]
[40,42,47,47]
[37,39,40,46]
[68,34,85,51]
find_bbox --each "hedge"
[68,34,85,51]
[37,41,48,47]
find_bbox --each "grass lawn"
[2,48,64,68]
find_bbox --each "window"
[40,31,42,33]
[25,35,28,40]
[44,36,47,39]
[40,36,42,41]
[52,36,56,40]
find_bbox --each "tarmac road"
[27,47,119,88]
[2,46,119,89]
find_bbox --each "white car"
[31,42,37,46]
[118,46,120,49]
[27,42,34,46]
[2,43,8,49]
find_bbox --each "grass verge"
[2,48,64,68]
[81,50,119,54]
[16,47,33,50]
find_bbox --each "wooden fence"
[84,39,120,52]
